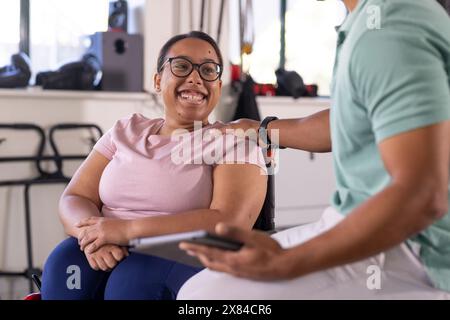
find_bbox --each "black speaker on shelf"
[88,31,143,92]
[108,0,128,32]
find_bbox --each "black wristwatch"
[258,116,286,149]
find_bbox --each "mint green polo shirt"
[330,0,450,291]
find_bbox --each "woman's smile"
[177,89,208,106]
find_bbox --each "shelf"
[0,88,153,101]
[256,96,331,108]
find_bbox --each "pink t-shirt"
[93,113,267,220]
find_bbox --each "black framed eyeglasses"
[159,57,222,82]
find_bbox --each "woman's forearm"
[59,195,102,238]
[284,181,440,278]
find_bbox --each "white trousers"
[178,207,450,300]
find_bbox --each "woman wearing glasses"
[41,31,268,300]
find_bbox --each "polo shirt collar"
[336,0,370,45]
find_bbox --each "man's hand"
[84,244,129,271]
[220,119,260,140]
[180,223,293,280]
[221,112,332,153]
[76,217,132,253]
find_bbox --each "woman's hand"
[179,223,294,280]
[76,217,132,253]
[84,244,129,271]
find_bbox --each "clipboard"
[128,230,243,268]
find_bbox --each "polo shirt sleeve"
[350,28,450,143]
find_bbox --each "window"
[285,0,347,96]
[230,0,347,96]
[0,0,20,66]
[29,0,109,78]
[1,0,145,88]
[229,0,281,85]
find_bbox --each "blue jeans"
[41,237,202,300]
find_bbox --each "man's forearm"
[284,182,438,278]
[267,109,331,152]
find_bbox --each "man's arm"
[268,109,331,152]
[181,121,449,280]
[227,109,331,152]
[283,121,450,278]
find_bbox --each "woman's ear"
[153,73,161,92]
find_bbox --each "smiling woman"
[40,31,268,300]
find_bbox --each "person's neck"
[159,118,210,136]
[343,0,359,12]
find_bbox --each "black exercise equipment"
[0,52,32,88]
[275,68,306,99]
[0,123,103,293]
[35,53,102,90]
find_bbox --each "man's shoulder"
[345,0,450,64]
[352,0,450,38]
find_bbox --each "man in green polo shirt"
[179,0,450,298]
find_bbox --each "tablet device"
[129,230,243,267]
